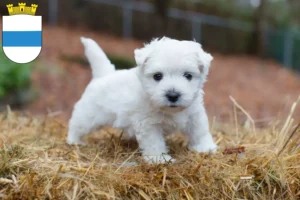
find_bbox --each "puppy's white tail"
[80,37,115,78]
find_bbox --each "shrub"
[0,48,33,105]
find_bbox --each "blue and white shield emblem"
[2,14,42,64]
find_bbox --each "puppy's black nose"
[166,91,181,103]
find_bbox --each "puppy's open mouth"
[169,105,178,108]
[161,105,185,113]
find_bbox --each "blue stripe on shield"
[3,31,42,47]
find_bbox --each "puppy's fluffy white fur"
[67,37,217,163]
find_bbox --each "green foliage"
[266,0,292,28]
[107,54,135,69]
[0,48,32,98]
[172,0,299,29]
[171,0,255,22]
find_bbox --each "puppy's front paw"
[189,142,218,153]
[67,137,86,146]
[143,154,175,164]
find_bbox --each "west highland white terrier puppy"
[67,37,218,163]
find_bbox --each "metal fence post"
[123,2,132,39]
[48,0,58,26]
[283,30,293,68]
[192,18,201,42]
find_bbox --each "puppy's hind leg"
[67,100,105,145]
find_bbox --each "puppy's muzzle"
[166,90,181,103]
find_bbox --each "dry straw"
[0,98,299,199]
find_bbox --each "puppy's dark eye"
[184,72,192,81]
[153,73,163,81]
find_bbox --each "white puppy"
[67,37,217,163]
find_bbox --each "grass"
[0,99,300,199]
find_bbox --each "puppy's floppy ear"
[134,47,150,67]
[187,41,213,75]
[134,38,163,66]
[198,50,213,75]
[190,42,213,85]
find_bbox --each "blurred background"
[0,0,299,125]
